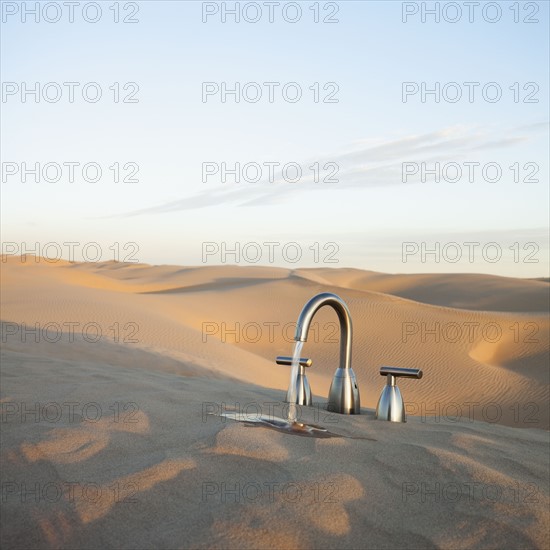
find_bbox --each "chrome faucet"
[276,292,360,414]
[276,357,312,406]
[375,366,422,422]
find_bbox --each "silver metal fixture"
[375,366,422,423]
[276,357,312,406]
[277,292,360,414]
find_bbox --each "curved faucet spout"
[294,292,353,372]
[292,292,360,414]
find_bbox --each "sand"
[1,256,549,549]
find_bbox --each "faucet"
[375,366,422,422]
[276,356,312,406]
[276,292,360,414]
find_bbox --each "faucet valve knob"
[376,366,423,423]
[276,356,312,368]
[379,366,422,384]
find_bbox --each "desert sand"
[1,255,549,549]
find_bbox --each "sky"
[1,0,549,277]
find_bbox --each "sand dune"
[1,256,549,549]
[2,256,548,428]
[295,268,549,313]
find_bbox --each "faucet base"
[375,385,406,422]
[328,368,360,414]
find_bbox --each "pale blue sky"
[1,0,548,276]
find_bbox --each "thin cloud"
[115,123,546,217]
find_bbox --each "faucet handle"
[376,366,423,423]
[276,356,312,368]
[276,356,312,406]
[379,366,422,379]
